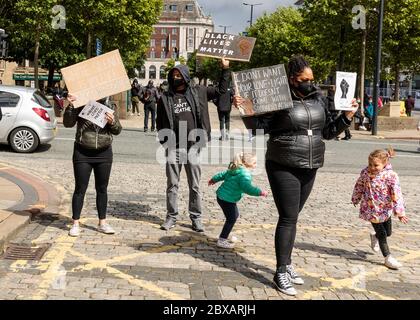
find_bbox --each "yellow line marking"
[67,248,184,300]
[31,235,77,300]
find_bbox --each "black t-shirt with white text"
[173,93,195,148]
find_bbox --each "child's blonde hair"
[369,147,396,165]
[228,152,256,170]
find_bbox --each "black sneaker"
[144,128,148,132]
[191,219,204,232]
[273,272,297,296]
[161,217,176,230]
[151,128,156,132]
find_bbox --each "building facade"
[141,0,214,85]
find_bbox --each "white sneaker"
[286,265,305,285]
[370,233,380,252]
[98,223,115,234]
[273,272,297,296]
[217,238,235,249]
[385,255,402,270]
[359,125,367,131]
[69,224,80,237]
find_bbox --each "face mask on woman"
[296,81,315,96]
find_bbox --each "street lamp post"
[243,3,262,28]
[372,0,385,136]
[218,25,232,33]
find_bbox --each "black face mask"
[173,78,185,89]
[296,81,315,96]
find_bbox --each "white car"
[0,85,57,153]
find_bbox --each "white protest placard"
[232,64,293,116]
[78,101,114,128]
[334,71,357,110]
[61,49,131,108]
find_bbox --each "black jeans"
[144,103,156,130]
[217,197,239,239]
[371,219,392,257]
[72,162,112,220]
[218,111,230,134]
[266,160,317,272]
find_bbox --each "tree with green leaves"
[381,0,420,100]
[2,0,162,88]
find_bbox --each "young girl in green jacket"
[209,152,268,248]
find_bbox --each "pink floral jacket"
[351,163,406,223]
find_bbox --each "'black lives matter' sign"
[232,64,294,116]
[197,32,256,62]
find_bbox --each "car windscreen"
[33,91,52,108]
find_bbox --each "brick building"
[141,0,214,85]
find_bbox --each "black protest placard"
[232,64,293,116]
[197,32,256,62]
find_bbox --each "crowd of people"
[62,55,410,297]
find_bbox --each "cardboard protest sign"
[78,101,114,128]
[232,64,293,116]
[61,49,131,108]
[334,71,357,110]
[197,32,256,62]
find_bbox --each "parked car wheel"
[9,127,39,153]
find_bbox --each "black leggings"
[217,197,240,239]
[266,160,317,273]
[371,219,392,257]
[218,111,230,132]
[144,104,156,130]
[72,162,112,220]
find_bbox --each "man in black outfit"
[214,86,234,141]
[157,58,230,232]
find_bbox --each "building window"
[170,5,177,12]
[172,28,177,35]
[161,28,167,35]
[154,28,159,34]
[160,66,166,79]
[163,4,168,11]
[161,39,166,48]
[171,39,177,48]
[186,4,193,11]
[150,39,155,47]
[187,28,194,49]
[149,65,156,79]
[188,38,193,49]
[150,50,155,59]
[139,66,145,79]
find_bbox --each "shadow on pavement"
[132,230,276,288]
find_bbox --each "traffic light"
[0,29,9,58]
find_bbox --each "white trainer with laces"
[217,238,235,249]
[98,223,115,234]
[385,255,402,270]
[69,224,80,237]
[273,272,297,296]
[286,264,305,285]
[370,233,380,252]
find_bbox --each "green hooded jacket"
[212,166,262,203]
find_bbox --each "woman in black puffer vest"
[63,95,122,237]
[236,55,357,296]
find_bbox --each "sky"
[197,0,297,35]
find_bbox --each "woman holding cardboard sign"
[234,55,357,296]
[64,94,122,237]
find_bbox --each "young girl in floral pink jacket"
[352,147,409,270]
